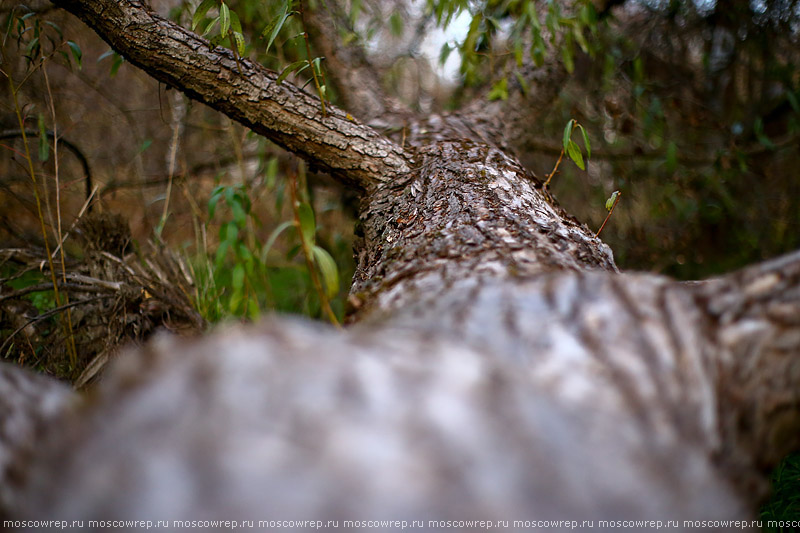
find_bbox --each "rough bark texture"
[2,0,800,529]
[350,140,616,317]
[49,0,412,189]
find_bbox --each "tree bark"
[2,0,800,528]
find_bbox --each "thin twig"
[596,191,622,237]
[44,65,79,365]
[298,0,327,116]
[289,165,339,327]
[544,149,564,188]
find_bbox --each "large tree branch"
[51,0,413,190]
[690,250,800,493]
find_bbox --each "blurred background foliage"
[1,0,799,521]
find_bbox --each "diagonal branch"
[50,0,413,190]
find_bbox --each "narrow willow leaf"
[37,113,49,162]
[561,32,574,73]
[202,16,219,37]
[97,49,115,62]
[526,1,541,30]
[67,40,82,68]
[350,0,362,25]
[297,202,316,245]
[567,140,585,170]
[562,120,574,151]
[577,124,591,158]
[514,40,523,67]
[276,59,308,84]
[44,21,63,39]
[311,245,339,299]
[439,43,452,66]
[110,53,124,76]
[219,2,230,36]
[573,25,589,54]
[25,37,40,59]
[233,31,245,55]
[605,191,620,211]
[208,185,223,219]
[263,5,292,54]
[259,220,294,263]
[665,141,677,172]
[229,8,242,34]
[514,71,529,96]
[192,0,216,30]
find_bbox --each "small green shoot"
[597,190,621,237]
[544,119,591,187]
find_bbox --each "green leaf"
[577,123,591,158]
[349,0,362,25]
[231,200,247,226]
[605,191,619,211]
[259,220,294,263]
[276,59,309,84]
[192,0,216,30]
[487,77,508,101]
[514,71,529,96]
[514,40,523,67]
[573,25,589,54]
[311,245,339,299]
[44,21,63,39]
[232,31,245,55]
[25,37,39,59]
[219,2,230,36]
[439,43,452,66]
[389,12,404,36]
[229,8,242,34]
[526,1,541,30]
[231,263,245,291]
[229,290,242,314]
[567,140,585,170]
[297,202,315,245]
[110,53,124,76]
[202,16,219,37]
[562,119,574,151]
[67,40,82,69]
[561,32,574,73]
[665,141,677,172]
[215,240,230,266]
[37,113,49,162]
[97,49,115,62]
[787,91,800,114]
[224,221,239,243]
[531,32,545,67]
[262,4,292,54]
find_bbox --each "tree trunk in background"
[1,0,799,529]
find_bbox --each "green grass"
[762,453,800,531]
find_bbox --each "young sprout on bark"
[597,190,621,237]
[544,118,591,188]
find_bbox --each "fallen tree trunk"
[1,0,799,529]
